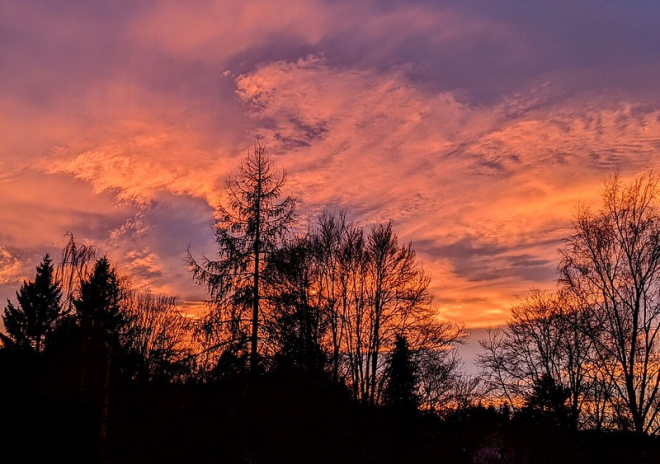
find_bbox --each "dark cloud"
[421,236,557,283]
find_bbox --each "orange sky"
[2,1,660,335]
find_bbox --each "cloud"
[2,0,660,329]
[230,55,660,326]
[128,0,330,63]
[0,247,24,286]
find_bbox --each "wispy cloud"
[2,0,660,328]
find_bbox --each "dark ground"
[1,359,659,464]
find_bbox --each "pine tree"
[75,256,125,348]
[383,334,419,412]
[0,254,63,353]
[188,141,296,373]
[74,256,127,445]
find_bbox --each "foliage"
[0,254,63,353]
[383,334,419,411]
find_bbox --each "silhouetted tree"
[122,292,193,382]
[416,346,462,413]
[310,210,358,382]
[75,256,128,443]
[560,172,660,434]
[1,254,63,354]
[383,334,419,412]
[524,373,571,426]
[478,291,593,430]
[76,257,126,350]
[56,232,96,312]
[297,214,466,406]
[360,222,435,405]
[188,141,296,373]
[265,235,327,375]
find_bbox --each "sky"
[2,0,660,341]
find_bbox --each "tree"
[1,254,63,354]
[122,292,192,382]
[188,141,296,373]
[76,257,126,350]
[56,232,97,312]
[310,210,359,382]
[365,222,433,404]
[383,334,419,412]
[74,256,128,443]
[559,172,660,434]
[524,373,571,426]
[416,345,462,413]
[478,290,594,429]
[312,218,464,406]
[265,235,327,375]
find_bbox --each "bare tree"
[560,172,660,434]
[416,340,463,412]
[56,232,97,312]
[122,292,193,382]
[364,222,437,405]
[332,220,464,405]
[311,211,357,382]
[188,141,296,373]
[478,290,594,428]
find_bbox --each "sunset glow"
[2,0,660,331]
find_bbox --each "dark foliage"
[383,334,419,413]
[1,254,63,353]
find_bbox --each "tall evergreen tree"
[383,334,419,412]
[75,256,125,349]
[188,141,296,373]
[74,256,127,444]
[1,254,63,353]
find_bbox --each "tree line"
[4,143,660,461]
[0,143,470,460]
[480,171,660,436]
[184,142,468,410]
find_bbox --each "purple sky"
[2,1,660,342]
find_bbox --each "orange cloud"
[230,57,660,326]
[2,0,660,333]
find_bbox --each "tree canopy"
[1,254,63,354]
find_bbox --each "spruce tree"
[188,141,296,373]
[75,256,125,347]
[74,256,127,445]
[383,334,419,412]
[0,254,63,353]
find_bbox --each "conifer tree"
[0,254,63,353]
[188,141,296,373]
[75,256,125,348]
[383,334,419,412]
[74,256,127,444]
